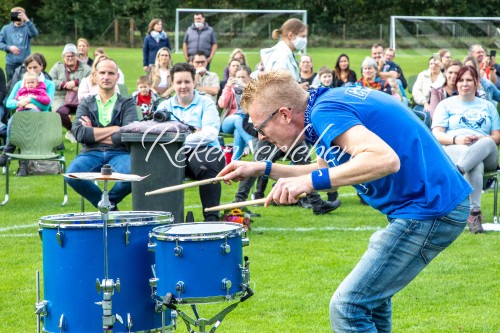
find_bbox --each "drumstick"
[204,193,307,212]
[145,176,226,196]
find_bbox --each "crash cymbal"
[64,172,149,182]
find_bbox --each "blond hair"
[271,18,307,40]
[241,70,308,115]
[22,72,39,84]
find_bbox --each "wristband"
[452,136,457,144]
[311,168,332,191]
[262,160,272,180]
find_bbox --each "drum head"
[39,211,174,229]
[152,222,244,241]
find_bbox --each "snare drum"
[38,211,174,333]
[150,222,250,304]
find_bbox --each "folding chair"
[1,112,67,206]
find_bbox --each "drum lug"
[242,237,250,247]
[35,300,48,316]
[220,242,231,254]
[56,226,64,247]
[127,313,133,332]
[174,245,183,257]
[241,256,251,285]
[124,223,131,246]
[221,278,232,291]
[176,281,185,297]
[58,313,65,332]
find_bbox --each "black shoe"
[17,161,28,177]
[327,191,339,203]
[313,199,342,215]
[204,214,220,222]
[297,197,312,209]
[0,154,7,167]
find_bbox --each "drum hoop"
[38,211,174,229]
[152,222,244,242]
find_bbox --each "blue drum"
[150,222,250,304]
[38,211,175,333]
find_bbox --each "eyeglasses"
[253,108,285,136]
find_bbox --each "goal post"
[390,16,500,52]
[175,8,307,54]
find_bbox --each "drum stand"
[95,170,123,332]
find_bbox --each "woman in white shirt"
[149,47,174,99]
[412,55,445,112]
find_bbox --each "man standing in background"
[183,13,218,70]
[0,7,38,81]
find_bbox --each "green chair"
[118,84,129,97]
[1,112,67,206]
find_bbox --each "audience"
[384,47,407,89]
[49,43,91,143]
[94,48,125,85]
[222,48,248,81]
[14,72,50,111]
[78,54,120,101]
[469,44,497,85]
[317,66,333,88]
[66,57,138,209]
[77,38,93,67]
[356,57,391,94]
[438,48,452,72]
[156,63,224,221]
[432,65,500,234]
[299,54,319,88]
[332,53,357,87]
[412,55,445,111]
[142,18,171,73]
[192,51,220,103]
[429,59,463,117]
[218,65,253,160]
[463,55,499,103]
[149,46,174,99]
[132,75,159,118]
[183,13,218,70]
[7,52,51,96]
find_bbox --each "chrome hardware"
[150,264,159,298]
[116,313,123,325]
[124,223,131,246]
[96,278,120,294]
[147,241,156,252]
[56,226,64,247]
[35,300,48,315]
[36,271,47,333]
[176,281,185,294]
[58,313,65,332]
[174,245,183,257]
[127,313,133,332]
[220,242,231,254]
[242,237,250,247]
[38,228,42,241]
[221,278,232,291]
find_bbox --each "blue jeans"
[330,197,469,332]
[66,150,132,208]
[221,113,253,160]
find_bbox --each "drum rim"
[151,222,244,241]
[38,211,174,229]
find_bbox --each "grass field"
[1,46,499,333]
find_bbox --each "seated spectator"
[429,59,462,117]
[66,58,138,209]
[6,52,51,98]
[332,53,357,87]
[0,54,55,175]
[78,54,120,102]
[94,48,125,85]
[387,78,403,102]
[156,63,224,221]
[383,47,407,89]
[412,55,445,112]
[222,48,248,81]
[49,43,91,143]
[219,58,241,96]
[438,48,452,72]
[143,18,171,73]
[192,52,220,103]
[132,75,159,118]
[77,38,93,67]
[370,43,398,81]
[469,44,497,85]
[316,66,333,88]
[299,54,319,89]
[356,57,391,95]
[0,68,7,138]
[463,55,500,104]
[218,65,253,160]
[149,47,174,99]
[14,72,50,111]
[432,65,500,234]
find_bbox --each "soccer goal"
[175,8,307,54]
[390,16,500,53]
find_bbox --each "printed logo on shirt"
[344,86,371,100]
[458,110,487,130]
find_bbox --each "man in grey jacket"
[66,58,138,209]
[0,7,38,81]
[183,13,218,70]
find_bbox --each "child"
[14,72,50,111]
[317,66,333,88]
[131,76,159,117]
[387,78,403,102]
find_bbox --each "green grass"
[0,47,499,333]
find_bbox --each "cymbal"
[63,172,149,182]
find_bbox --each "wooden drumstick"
[204,193,307,212]
[145,176,226,196]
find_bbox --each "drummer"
[156,62,225,221]
[66,57,138,210]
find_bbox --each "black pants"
[184,146,225,221]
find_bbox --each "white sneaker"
[65,131,77,143]
[247,140,255,155]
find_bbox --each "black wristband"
[452,136,457,144]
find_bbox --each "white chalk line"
[252,226,381,232]
[0,223,38,232]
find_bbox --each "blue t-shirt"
[432,96,500,136]
[309,86,471,220]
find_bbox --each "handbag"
[27,160,62,175]
[64,68,79,108]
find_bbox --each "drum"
[38,211,174,333]
[150,222,250,304]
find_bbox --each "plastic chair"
[1,112,67,206]
[484,170,500,224]
[118,84,129,97]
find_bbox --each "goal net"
[175,9,307,54]
[390,16,500,53]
